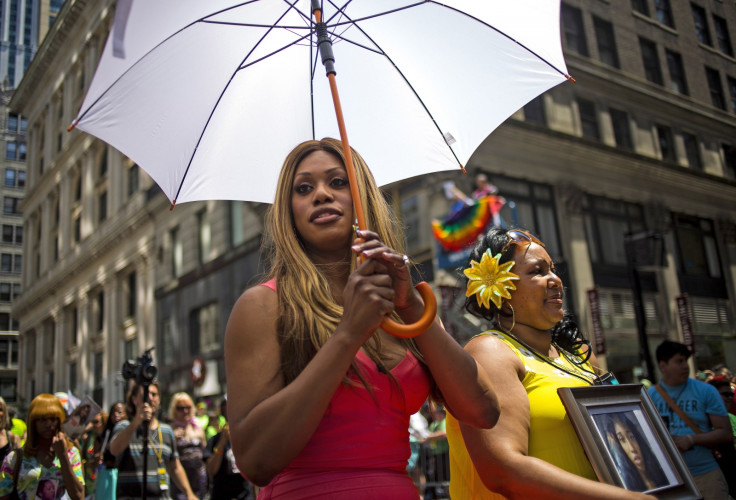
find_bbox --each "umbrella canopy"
[72,0,571,206]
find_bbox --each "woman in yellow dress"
[446,227,653,499]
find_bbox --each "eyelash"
[294,177,348,194]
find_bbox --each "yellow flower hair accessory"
[464,249,519,309]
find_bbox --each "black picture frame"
[558,384,701,499]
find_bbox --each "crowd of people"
[219,138,734,500]
[0,138,734,500]
[0,389,252,500]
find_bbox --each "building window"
[73,215,81,243]
[3,197,21,216]
[92,351,104,406]
[98,148,108,178]
[0,284,11,302]
[665,50,688,96]
[128,164,139,197]
[197,209,211,264]
[639,37,663,85]
[493,176,563,260]
[655,124,675,162]
[728,77,736,115]
[0,313,18,331]
[7,113,18,133]
[5,168,26,189]
[1,225,22,245]
[683,133,702,171]
[691,3,711,46]
[230,201,245,248]
[126,271,136,319]
[92,290,104,333]
[74,175,82,201]
[68,362,77,394]
[171,227,183,278]
[0,378,16,403]
[523,95,546,126]
[161,318,174,365]
[583,196,647,288]
[0,253,21,274]
[561,4,588,56]
[673,214,721,278]
[672,214,727,298]
[705,67,725,110]
[0,255,10,273]
[98,190,107,222]
[70,306,78,346]
[578,98,600,140]
[688,297,732,337]
[189,303,220,355]
[4,169,15,188]
[5,143,16,161]
[45,321,56,361]
[610,108,632,150]
[631,0,649,16]
[0,342,8,367]
[397,182,431,256]
[594,17,619,68]
[723,143,736,179]
[124,338,137,363]
[655,0,674,28]
[712,15,733,57]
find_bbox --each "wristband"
[686,434,695,447]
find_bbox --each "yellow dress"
[447,330,597,499]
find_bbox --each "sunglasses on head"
[501,229,544,254]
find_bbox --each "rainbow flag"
[432,196,502,252]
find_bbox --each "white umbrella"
[71,0,571,206]
[71,0,572,336]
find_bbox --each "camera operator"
[110,381,198,500]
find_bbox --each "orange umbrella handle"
[315,7,437,337]
[381,282,437,338]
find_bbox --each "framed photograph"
[558,384,701,499]
[62,395,102,440]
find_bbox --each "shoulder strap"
[655,382,703,434]
[12,448,22,491]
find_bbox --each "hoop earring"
[497,304,516,334]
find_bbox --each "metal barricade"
[410,441,450,500]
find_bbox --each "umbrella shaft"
[327,73,367,231]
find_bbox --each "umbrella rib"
[238,32,312,70]
[324,3,464,166]
[423,0,571,79]
[73,0,265,127]
[173,0,307,203]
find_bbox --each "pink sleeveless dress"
[257,279,431,499]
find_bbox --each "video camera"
[122,347,158,387]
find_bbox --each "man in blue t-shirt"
[648,340,731,500]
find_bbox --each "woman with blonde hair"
[168,393,206,499]
[0,397,20,465]
[0,393,84,499]
[225,138,499,498]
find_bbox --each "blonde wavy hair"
[265,138,424,385]
[168,392,195,423]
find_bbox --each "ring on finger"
[394,254,410,269]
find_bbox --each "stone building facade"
[8,0,736,409]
